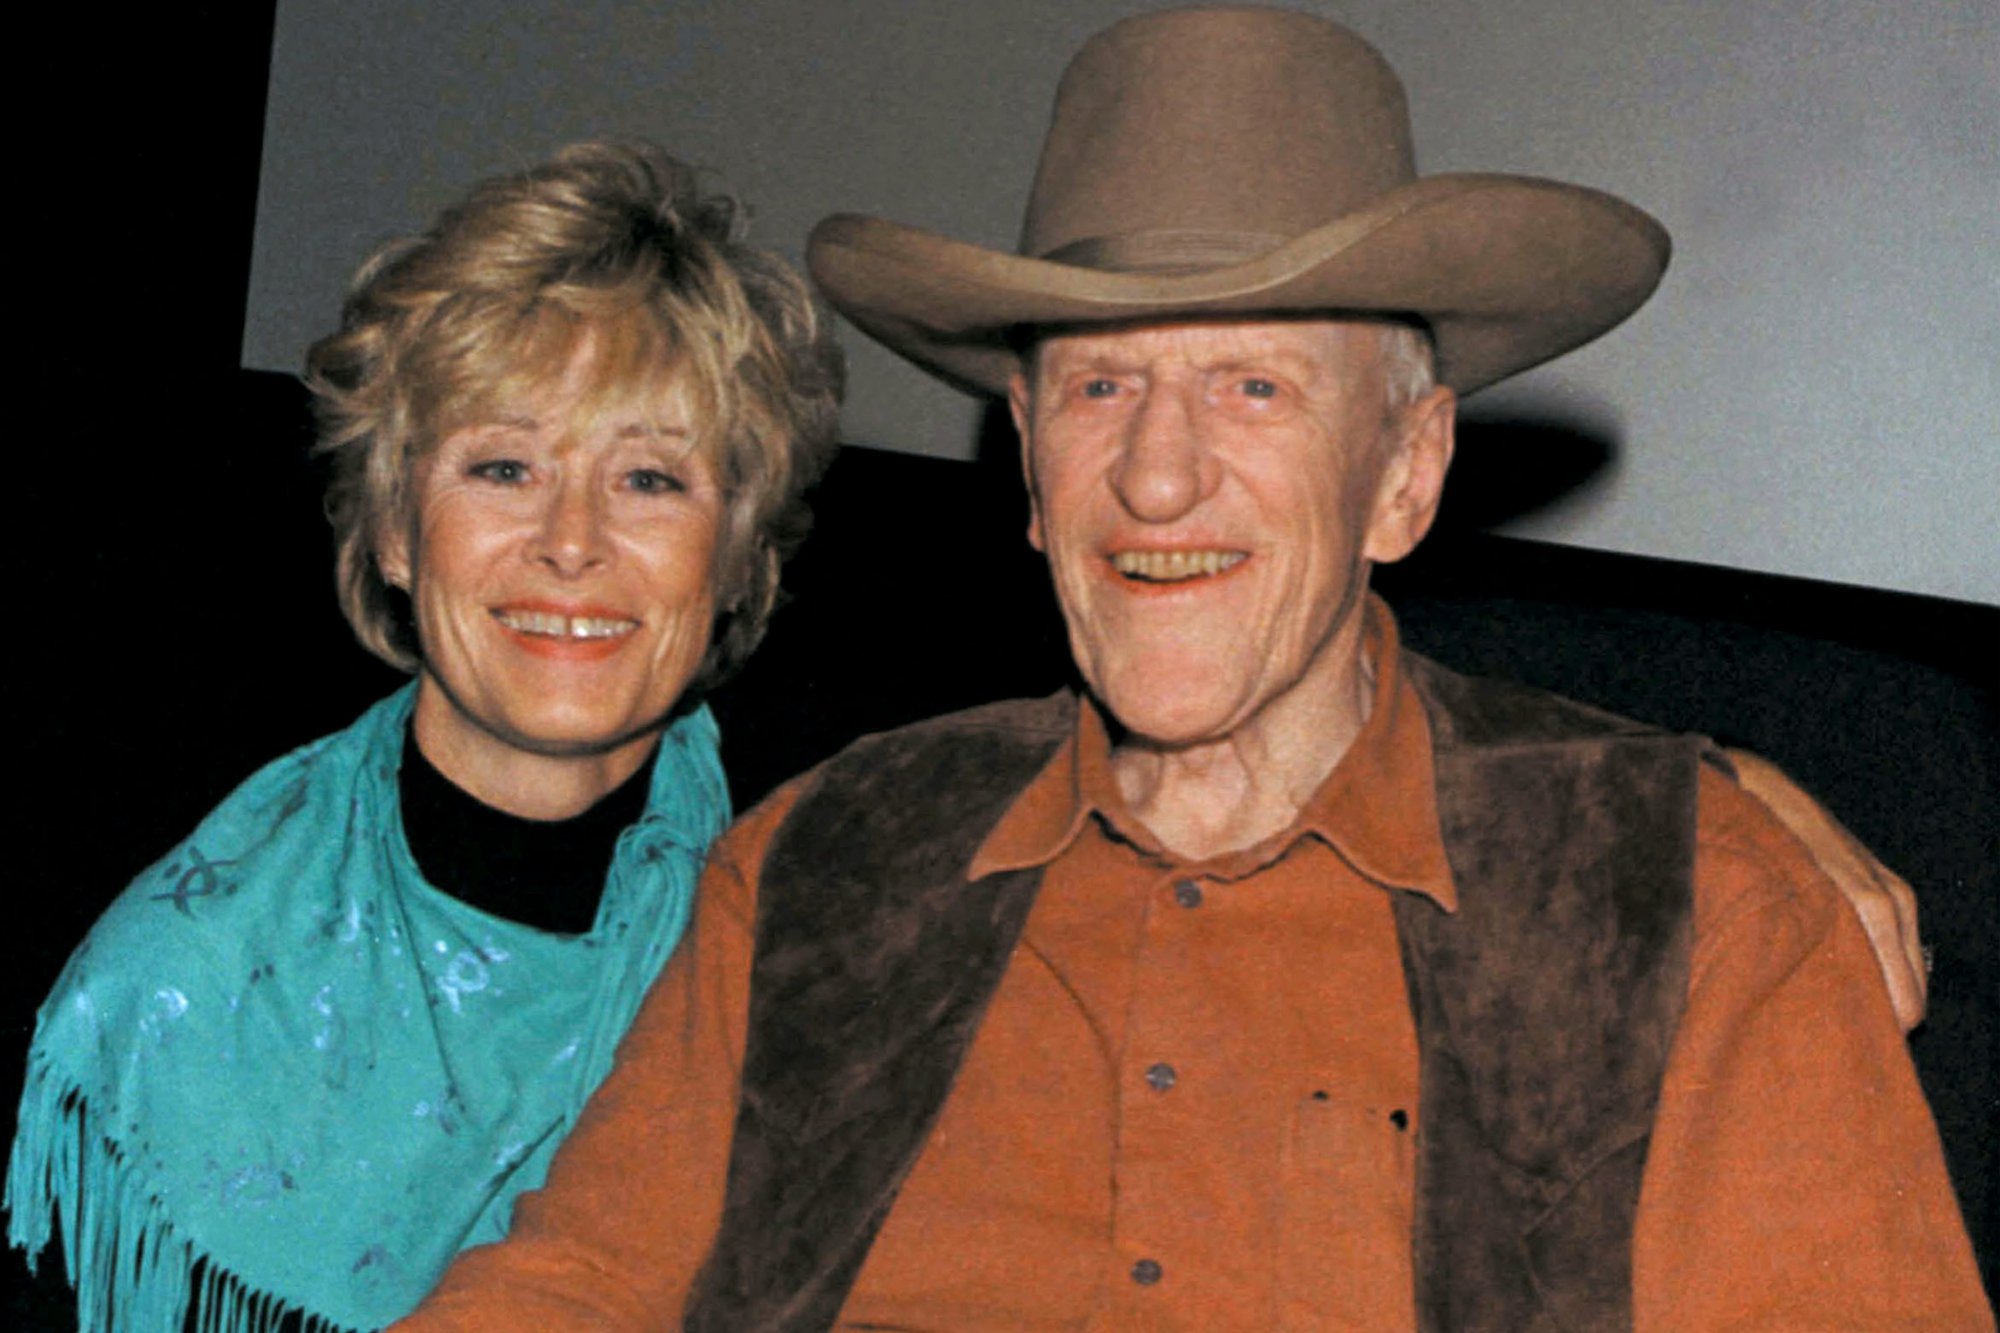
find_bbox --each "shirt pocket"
[1275,1089,1418,1332]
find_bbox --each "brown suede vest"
[686,654,1701,1333]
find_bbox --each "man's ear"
[1362,384,1456,565]
[1008,371,1046,553]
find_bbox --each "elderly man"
[401,9,1987,1330]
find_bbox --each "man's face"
[1010,318,1451,750]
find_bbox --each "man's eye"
[468,458,529,484]
[1239,377,1279,399]
[1080,378,1121,399]
[626,468,685,495]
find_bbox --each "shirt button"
[1173,879,1204,908]
[1131,1258,1163,1286]
[1145,1062,1178,1092]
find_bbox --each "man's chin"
[1095,689,1251,754]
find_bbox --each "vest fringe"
[6,1051,360,1333]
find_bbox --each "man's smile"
[1108,548,1249,584]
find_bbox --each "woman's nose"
[531,477,609,576]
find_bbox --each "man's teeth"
[1111,550,1247,582]
[493,609,638,639]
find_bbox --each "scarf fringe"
[7,1053,360,1333]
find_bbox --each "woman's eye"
[626,468,685,495]
[1238,377,1279,400]
[468,458,529,484]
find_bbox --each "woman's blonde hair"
[307,141,843,691]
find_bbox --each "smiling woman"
[384,345,728,819]
[5,141,841,1333]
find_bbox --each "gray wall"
[246,0,1999,604]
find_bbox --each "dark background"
[11,4,1994,1324]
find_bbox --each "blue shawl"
[6,685,730,1331]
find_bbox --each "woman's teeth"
[492,609,638,639]
[1111,550,1247,582]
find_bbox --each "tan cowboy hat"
[808,6,1670,397]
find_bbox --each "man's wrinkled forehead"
[1019,315,1387,386]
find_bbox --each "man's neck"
[1111,634,1375,861]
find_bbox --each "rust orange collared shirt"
[404,608,1992,1331]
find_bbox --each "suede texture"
[686,657,1699,1332]
[1396,656,1700,1332]
[685,695,1075,1333]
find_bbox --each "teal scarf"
[6,685,730,1331]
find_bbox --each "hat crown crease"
[1019,9,1417,258]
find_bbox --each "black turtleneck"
[397,732,657,935]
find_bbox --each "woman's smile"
[490,602,646,659]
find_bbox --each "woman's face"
[380,342,725,794]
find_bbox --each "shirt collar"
[969,595,1457,911]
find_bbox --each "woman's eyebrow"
[615,421,693,440]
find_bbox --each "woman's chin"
[485,708,666,761]
[419,681,664,763]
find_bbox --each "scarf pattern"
[6,685,729,1331]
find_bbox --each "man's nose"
[531,475,610,576]
[1110,386,1216,523]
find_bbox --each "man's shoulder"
[848,692,1081,748]
[1403,649,1694,751]
[1402,653,1855,975]
[717,693,1080,871]
[718,693,1080,887]
[799,692,1079,789]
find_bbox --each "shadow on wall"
[1441,413,1618,534]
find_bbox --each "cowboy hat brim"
[809,172,1670,398]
